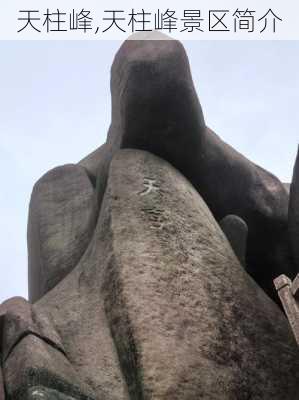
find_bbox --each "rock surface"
[0,368,4,400]
[3,149,299,399]
[4,334,93,400]
[0,297,64,362]
[28,164,97,303]
[78,34,294,304]
[4,35,298,399]
[21,34,290,307]
[97,149,299,399]
[219,214,248,268]
[29,150,299,399]
[28,387,81,400]
[289,147,299,270]
[34,207,131,399]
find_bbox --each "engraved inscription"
[139,178,160,196]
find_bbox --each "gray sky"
[0,40,298,303]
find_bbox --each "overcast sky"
[0,40,298,303]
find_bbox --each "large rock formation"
[25,34,295,306]
[95,150,299,399]
[79,34,294,304]
[1,34,299,399]
[2,150,299,399]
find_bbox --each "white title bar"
[0,0,297,40]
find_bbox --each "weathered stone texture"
[8,149,297,399]
[0,367,4,400]
[28,164,97,303]
[4,334,94,400]
[78,35,294,304]
[2,35,298,400]
[28,387,82,400]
